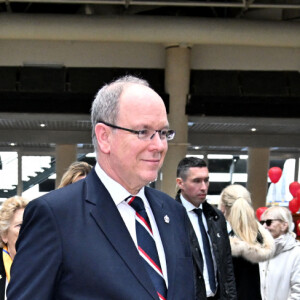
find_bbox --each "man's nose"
[150,131,166,151]
[199,181,208,189]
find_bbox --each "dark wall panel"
[68,68,115,94]
[186,95,300,118]
[68,67,166,94]
[240,71,288,97]
[0,67,17,91]
[20,66,66,92]
[1,67,299,117]
[191,70,240,96]
[288,72,300,96]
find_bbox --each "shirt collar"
[180,193,203,212]
[95,163,146,206]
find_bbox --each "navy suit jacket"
[7,169,195,300]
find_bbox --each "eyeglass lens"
[139,129,175,141]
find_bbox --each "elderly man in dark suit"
[7,76,195,300]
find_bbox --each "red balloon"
[256,207,268,221]
[289,181,300,197]
[297,189,300,207]
[289,198,300,214]
[268,167,282,183]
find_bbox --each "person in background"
[8,75,195,300]
[0,196,28,299]
[259,206,300,300]
[57,161,92,188]
[219,184,274,300]
[176,156,237,299]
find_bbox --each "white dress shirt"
[95,163,168,286]
[180,194,217,297]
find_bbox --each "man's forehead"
[121,83,158,99]
[119,85,167,124]
[187,167,209,177]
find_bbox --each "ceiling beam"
[188,132,300,148]
[1,14,300,48]
[0,129,91,144]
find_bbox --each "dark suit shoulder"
[144,186,187,211]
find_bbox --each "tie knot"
[193,208,203,217]
[128,196,145,213]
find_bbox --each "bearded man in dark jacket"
[176,157,237,300]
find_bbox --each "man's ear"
[176,177,184,189]
[95,123,111,154]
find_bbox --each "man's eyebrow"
[193,176,209,180]
[134,124,169,129]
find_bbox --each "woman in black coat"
[218,184,275,300]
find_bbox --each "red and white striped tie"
[127,196,167,300]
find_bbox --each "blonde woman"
[0,196,28,299]
[219,184,274,300]
[259,206,300,300]
[58,161,92,188]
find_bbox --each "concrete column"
[247,147,270,211]
[55,144,77,188]
[160,45,191,197]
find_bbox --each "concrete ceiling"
[0,0,300,159]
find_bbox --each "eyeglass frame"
[260,219,283,226]
[97,120,175,141]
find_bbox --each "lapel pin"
[217,233,221,238]
[0,275,2,279]
[164,215,170,223]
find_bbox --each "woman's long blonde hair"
[219,184,259,245]
[58,161,92,188]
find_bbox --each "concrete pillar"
[247,147,270,211]
[160,45,191,197]
[55,144,77,188]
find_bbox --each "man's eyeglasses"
[260,219,282,226]
[98,121,175,141]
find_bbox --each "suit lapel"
[175,193,204,273]
[85,170,158,300]
[145,189,178,298]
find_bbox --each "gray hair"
[91,75,149,153]
[261,206,294,233]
